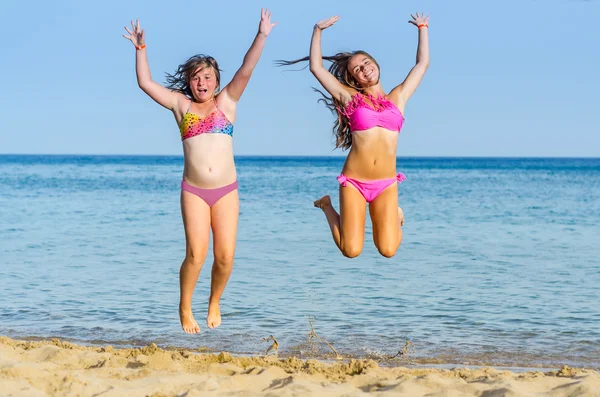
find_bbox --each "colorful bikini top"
[179,99,234,141]
[339,92,404,133]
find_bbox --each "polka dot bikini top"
[179,99,234,141]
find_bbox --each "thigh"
[369,183,400,251]
[339,183,367,251]
[181,190,211,257]
[210,188,240,261]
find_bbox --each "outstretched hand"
[315,15,340,30]
[408,12,430,27]
[259,8,277,37]
[123,19,145,47]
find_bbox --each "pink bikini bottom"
[181,180,238,207]
[337,173,406,203]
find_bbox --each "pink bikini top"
[339,93,404,133]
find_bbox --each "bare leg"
[370,184,402,258]
[314,184,367,258]
[314,195,341,248]
[207,189,239,329]
[179,190,211,334]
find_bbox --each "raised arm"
[309,17,353,104]
[389,13,430,106]
[123,20,181,111]
[220,9,277,103]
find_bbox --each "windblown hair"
[165,54,222,100]
[276,51,379,151]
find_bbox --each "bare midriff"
[182,134,236,188]
[341,127,399,180]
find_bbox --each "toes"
[181,312,201,334]
[183,324,200,334]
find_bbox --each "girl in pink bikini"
[279,13,430,258]
[122,9,277,334]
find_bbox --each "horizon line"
[1,154,599,160]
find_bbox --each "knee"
[341,244,362,258]
[376,243,399,258]
[184,248,207,267]
[213,251,235,268]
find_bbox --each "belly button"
[208,168,213,172]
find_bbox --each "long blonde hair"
[276,51,380,151]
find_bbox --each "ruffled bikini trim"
[337,92,397,117]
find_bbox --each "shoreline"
[3,334,598,372]
[2,336,599,396]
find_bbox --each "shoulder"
[173,94,192,125]
[215,91,235,110]
[174,93,192,112]
[385,89,406,111]
[214,92,236,122]
[386,87,406,107]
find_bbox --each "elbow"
[417,58,430,70]
[238,68,253,80]
[308,55,321,73]
[423,54,431,68]
[237,60,254,78]
[309,63,321,75]
[234,68,253,83]
[137,79,153,93]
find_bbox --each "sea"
[1,155,599,369]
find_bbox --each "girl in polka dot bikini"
[122,9,277,334]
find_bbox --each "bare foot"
[207,301,221,329]
[314,195,332,209]
[398,207,405,227]
[179,307,200,334]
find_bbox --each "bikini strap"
[186,99,193,114]
[213,97,229,120]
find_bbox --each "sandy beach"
[1,337,598,396]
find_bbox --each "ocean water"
[1,155,599,369]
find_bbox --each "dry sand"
[1,336,599,396]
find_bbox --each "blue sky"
[0,0,598,157]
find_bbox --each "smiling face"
[347,54,380,88]
[188,64,219,103]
